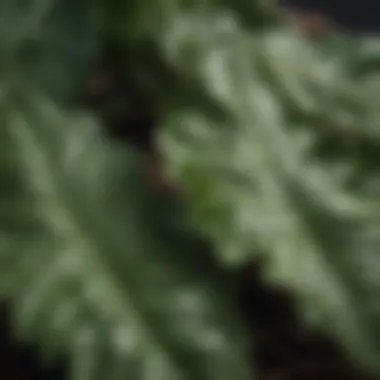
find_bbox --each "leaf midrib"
[233,50,375,362]
[8,105,186,379]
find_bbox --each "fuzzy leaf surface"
[159,11,380,374]
[0,83,252,380]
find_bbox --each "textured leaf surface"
[0,83,252,380]
[159,11,380,374]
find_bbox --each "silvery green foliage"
[158,10,380,374]
[0,84,251,380]
[3,0,380,379]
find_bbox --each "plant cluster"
[1,1,380,379]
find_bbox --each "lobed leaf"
[158,11,380,374]
[0,82,252,380]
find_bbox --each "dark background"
[281,0,380,31]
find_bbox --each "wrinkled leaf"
[159,12,380,374]
[0,83,252,380]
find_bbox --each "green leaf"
[0,83,252,380]
[0,0,98,102]
[97,0,282,44]
[159,12,380,374]
[220,0,283,28]
[97,0,194,42]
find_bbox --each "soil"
[238,264,378,380]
